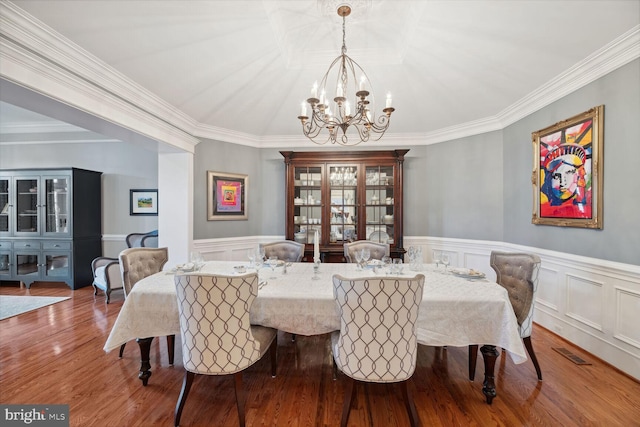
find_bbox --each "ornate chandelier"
[297,5,395,146]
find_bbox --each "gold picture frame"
[531,105,604,229]
[207,171,248,220]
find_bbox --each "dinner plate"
[451,268,486,279]
[368,231,389,242]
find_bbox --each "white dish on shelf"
[368,231,390,243]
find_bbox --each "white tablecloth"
[104,261,527,364]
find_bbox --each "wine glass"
[361,248,371,267]
[432,250,441,269]
[392,258,403,275]
[441,254,450,272]
[381,256,392,275]
[247,249,256,268]
[190,251,204,271]
[267,256,278,279]
[354,250,363,270]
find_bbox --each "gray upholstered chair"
[118,247,172,361]
[260,240,304,262]
[469,251,543,381]
[343,240,389,263]
[174,273,277,427]
[332,274,425,427]
[91,257,122,303]
[125,230,158,248]
[90,230,159,303]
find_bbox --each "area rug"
[0,295,71,321]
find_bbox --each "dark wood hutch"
[281,150,408,262]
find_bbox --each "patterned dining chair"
[331,274,425,427]
[174,273,277,427]
[343,241,389,263]
[118,247,172,361]
[469,251,543,381]
[260,240,305,262]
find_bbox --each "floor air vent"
[552,347,592,365]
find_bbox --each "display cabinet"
[281,150,408,262]
[0,168,102,289]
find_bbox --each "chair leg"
[332,356,338,381]
[174,371,195,427]
[468,344,479,381]
[105,289,111,304]
[167,335,175,365]
[400,380,420,427]
[270,336,278,378]
[523,336,542,381]
[340,376,356,427]
[119,343,126,358]
[234,372,246,427]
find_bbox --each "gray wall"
[503,59,640,265]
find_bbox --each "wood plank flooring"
[1,281,639,427]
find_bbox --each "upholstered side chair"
[343,240,390,263]
[91,257,122,304]
[332,274,425,427]
[125,230,158,248]
[118,247,172,361]
[174,273,277,427]
[260,240,305,262]
[469,251,543,381]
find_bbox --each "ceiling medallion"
[297,5,395,146]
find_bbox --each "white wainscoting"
[183,235,640,380]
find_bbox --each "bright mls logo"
[1,405,69,426]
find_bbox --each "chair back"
[260,241,305,262]
[343,241,390,263]
[126,230,158,248]
[174,273,263,375]
[490,251,541,338]
[119,247,168,297]
[332,274,425,382]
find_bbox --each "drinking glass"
[432,250,441,269]
[381,256,392,275]
[190,251,204,271]
[392,258,403,275]
[247,249,256,268]
[354,250,363,270]
[258,246,266,264]
[362,248,371,267]
[267,256,278,279]
[441,254,450,272]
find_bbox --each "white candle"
[311,81,318,99]
[386,92,392,108]
[320,89,326,105]
[345,101,351,116]
[336,83,343,98]
[359,76,366,91]
[301,102,307,116]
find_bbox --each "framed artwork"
[531,105,604,228]
[207,171,248,220]
[130,189,158,216]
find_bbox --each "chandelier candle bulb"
[345,101,351,116]
[312,82,318,99]
[386,93,392,108]
[336,83,343,98]
[301,102,307,117]
[359,76,366,91]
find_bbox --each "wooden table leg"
[480,345,499,404]
[136,337,154,386]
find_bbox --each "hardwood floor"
[1,281,639,427]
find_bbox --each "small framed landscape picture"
[130,189,158,216]
[207,171,248,220]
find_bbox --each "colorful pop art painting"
[207,171,248,220]
[532,105,603,229]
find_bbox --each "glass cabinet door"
[44,176,70,235]
[44,252,70,280]
[329,165,359,245]
[364,165,395,244]
[15,251,40,279]
[0,178,9,234]
[0,252,10,278]
[293,166,322,244]
[15,177,39,234]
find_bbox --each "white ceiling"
[1,0,639,146]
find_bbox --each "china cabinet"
[0,168,102,289]
[281,150,408,262]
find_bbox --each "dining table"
[104,260,527,404]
